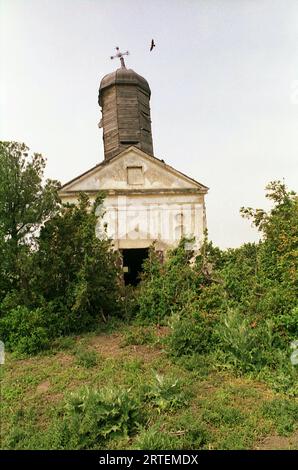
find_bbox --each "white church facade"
[59,53,208,283]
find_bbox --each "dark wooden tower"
[98,63,154,160]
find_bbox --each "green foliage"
[202,405,244,427]
[2,322,297,451]
[166,313,212,357]
[214,309,275,372]
[194,283,227,318]
[74,348,99,368]
[0,141,125,356]
[132,180,297,392]
[261,399,298,436]
[135,417,209,450]
[275,307,298,340]
[51,336,76,352]
[0,305,49,355]
[175,353,212,378]
[3,407,41,450]
[257,350,298,397]
[241,180,298,317]
[52,386,142,449]
[136,239,200,323]
[219,243,260,311]
[135,427,182,450]
[33,193,123,326]
[0,189,124,354]
[0,141,60,298]
[173,414,210,449]
[143,373,188,413]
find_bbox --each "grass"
[74,347,100,368]
[0,323,297,450]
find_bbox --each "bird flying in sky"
[150,39,155,51]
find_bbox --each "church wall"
[97,192,206,252]
[60,191,206,253]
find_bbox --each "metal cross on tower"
[110,46,129,68]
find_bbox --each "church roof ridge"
[60,146,209,192]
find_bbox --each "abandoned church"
[59,49,209,284]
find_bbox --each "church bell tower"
[98,47,154,160]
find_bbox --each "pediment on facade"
[60,146,208,194]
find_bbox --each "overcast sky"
[1,0,297,248]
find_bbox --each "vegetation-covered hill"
[1,324,298,450]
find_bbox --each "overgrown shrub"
[0,190,125,355]
[0,305,49,355]
[214,309,276,372]
[166,313,212,358]
[275,307,298,340]
[136,240,200,324]
[33,193,123,322]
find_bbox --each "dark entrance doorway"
[122,248,149,286]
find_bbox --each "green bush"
[275,307,298,340]
[194,283,227,318]
[214,309,275,372]
[0,305,49,355]
[0,300,97,356]
[136,239,201,324]
[143,373,188,413]
[166,314,212,358]
[0,189,125,356]
[51,386,142,449]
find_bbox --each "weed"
[143,373,188,413]
[166,314,212,358]
[214,309,275,373]
[51,386,143,449]
[74,348,99,368]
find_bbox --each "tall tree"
[0,141,60,296]
[241,180,298,316]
